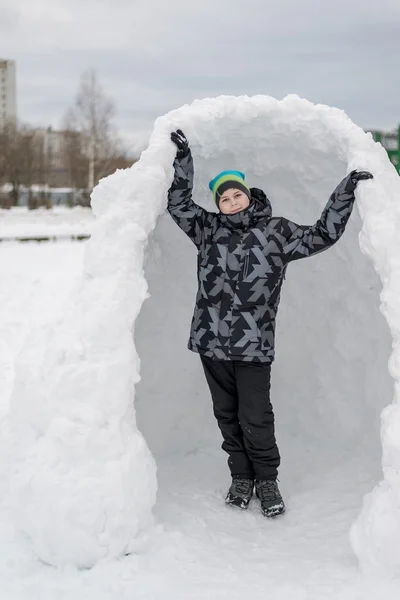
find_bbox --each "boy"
[168,129,372,517]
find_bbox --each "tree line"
[0,70,136,209]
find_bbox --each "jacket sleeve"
[167,150,213,248]
[281,173,357,262]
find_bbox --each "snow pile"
[0,206,93,240]
[1,175,160,566]
[2,94,400,573]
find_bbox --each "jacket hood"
[219,187,272,230]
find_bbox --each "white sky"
[1,0,399,154]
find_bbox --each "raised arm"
[167,130,213,248]
[281,170,373,262]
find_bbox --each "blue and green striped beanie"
[208,170,251,207]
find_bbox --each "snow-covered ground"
[0,234,399,599]
[0,207,93,240]
[1,95,400,597]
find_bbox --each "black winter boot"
[255,480,285,517]
[225,477,254,509]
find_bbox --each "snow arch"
[3,95,400,572]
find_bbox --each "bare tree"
[64,69,121,199]
[0,122,44,208]
[63,129,88,192]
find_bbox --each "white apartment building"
[0,58,16,127]
[34,127,77,187]
[35,127,68,171]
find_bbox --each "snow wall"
[2,95,400,573]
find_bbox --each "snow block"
[3,94,400,571]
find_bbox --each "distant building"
[34,126,77,187]
[0,58,16,127]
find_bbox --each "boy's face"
[219,188,250,215]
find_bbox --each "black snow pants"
[200,356,280,481]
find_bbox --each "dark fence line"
[0,234,90,243]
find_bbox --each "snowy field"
[1,95,400,598]
[0,224,398,598]
[0,237,399,599]
[0,207,93,241]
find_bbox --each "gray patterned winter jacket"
[167,150,357,363]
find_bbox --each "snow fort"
[3,95,400,573]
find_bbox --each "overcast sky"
[1,0,399,154]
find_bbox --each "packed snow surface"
[1,95,400,596]
[0,206,93,240]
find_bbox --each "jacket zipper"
[268,269,287,306]
[243,251,250,278]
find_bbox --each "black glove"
[170,129,189,158]
[350,170,373,186]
